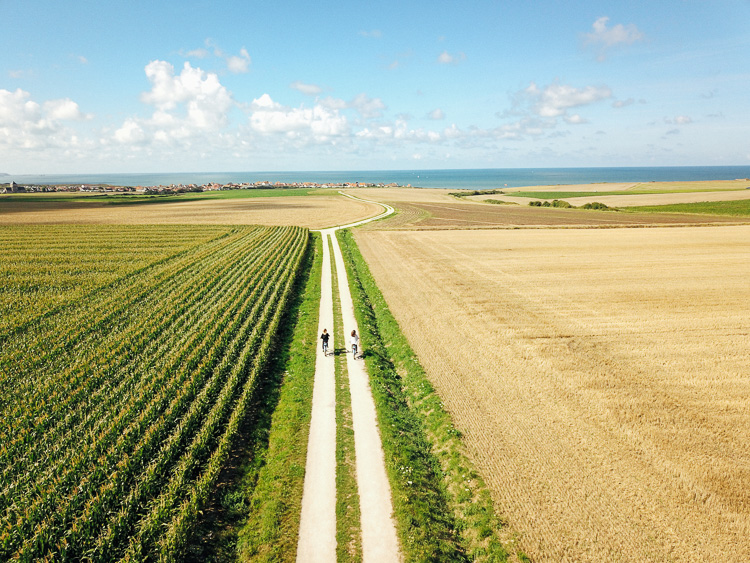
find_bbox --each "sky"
[1,0,749,174]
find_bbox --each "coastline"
[3,166,750,190]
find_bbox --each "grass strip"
[185,232,320,562]
[330,234,363,563]
[337,229,467,561]
[339,228,525,562]
[622,199,750,216]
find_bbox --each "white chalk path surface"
[297,194,400,562]
[296,230,337,562]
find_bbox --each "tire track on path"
[297,231,337,562]
[297,194,399,562]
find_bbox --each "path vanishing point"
[296,195,401,562]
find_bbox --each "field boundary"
[340,229,526,562]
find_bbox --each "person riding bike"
[320,328,330,355]
[350,329,359,359]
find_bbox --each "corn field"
[0,224,309,561]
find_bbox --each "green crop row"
[0,225,309,561]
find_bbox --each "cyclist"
[351,329,359,359]
[320,328,330,356]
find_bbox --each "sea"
[5,166,750,190]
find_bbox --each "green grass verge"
[233,232,322,562]
[621,199,750,216]
[329,235,363,562]
[338,229,519,562]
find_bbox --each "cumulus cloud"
[584,16,644,61]
[613,98,635,108]
[524,81,612,118]
[663,115,693,125]
[291,81,323,96]
[427,108,445,120]
[114,118,147,144]
[0,88,97,159]
[349,93,386,119]
[111,60,234,149]
[564,114,587,124]
[44,98,90,121]
[437,50,466,65]
[183,40,251,73]
[140,60,232,125]
[227,48,251,74]
[249,93,349,139]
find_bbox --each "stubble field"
[349,187,747,229]
[354,225,750,562]
[0,192,381,229]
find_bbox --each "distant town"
[1,179,410,194]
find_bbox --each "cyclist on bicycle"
[351,329,359,359]
[320,329,330,356]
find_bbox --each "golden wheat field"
[0,194,381,229]
[354,225,750,562]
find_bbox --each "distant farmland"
[0,225,308,561]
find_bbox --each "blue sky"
[2,0,749,173]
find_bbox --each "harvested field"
[472,189,750,209]
[354,225,750,562]
[347,188,746,229]
[0,194,381,229]
[501,179,750,194]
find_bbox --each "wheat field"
[0,194,381,229]
[355,225,750,562]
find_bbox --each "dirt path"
[296,230,337,562]
[297,195,400,562]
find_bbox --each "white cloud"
[227,48,251,74]
[564,114,587,124]
[359,30,382,38]
[140,60,232,127]
[185,48,210,59]
[584,16,644,61]
[291,81,323,96]
[524,81,612,118]
[111,60,234,149]
[437,50,466,65]
[0,88,93,152]
[114,118,147,144]
[183,41,251,73]
[44,98,89,121]
[252,93,281,111]
[663,115,693,125]
[0,88,41,127]
[612,98,635,108]
[427,108,445,120]
[349,93,386,119]
[249,93,349,139]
